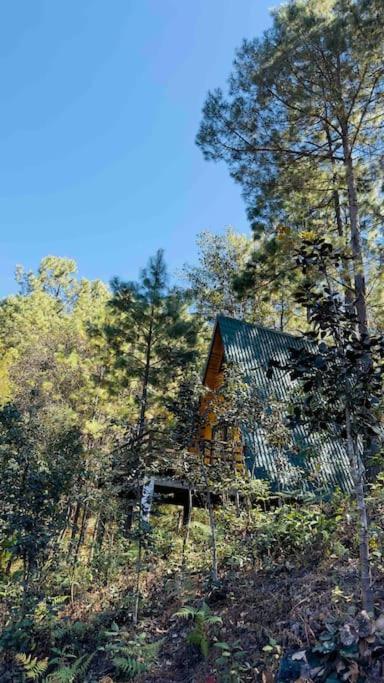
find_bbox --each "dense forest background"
[1,0,384,681]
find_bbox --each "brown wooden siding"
[196,324,244,471]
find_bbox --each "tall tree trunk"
[324,121,354,311]
[340,130,380,479]
[341,135,369,337]
[345,408,374,614]
[131,313,155,624]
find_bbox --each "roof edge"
[216,314,305,342]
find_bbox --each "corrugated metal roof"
[217,315,352,493]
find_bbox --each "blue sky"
[0,0,275,296]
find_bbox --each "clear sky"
[0,0,275,296]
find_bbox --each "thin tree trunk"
[345,407,374,614]
[58,502,73,545]
[181,490,193,574]
[69,501,81,555]
[95,512,106,550]
[88,510,100,564]
[21,551,30,613]
[176,509,183,532]
[132,537,143,626]
[231,457,241,517]
[340,132,380,480]
[199,455,218,583]
[137,310,154,441]
[206,490,218,583]
[130,312,156,625]
[342,138,369,337]
[5,555,12,576]
[324,121,354,312]
[73,503,89,565]
[279,294,285,332]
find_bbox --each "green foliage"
[182,228,258,323]
[198,0,384,234]
[175,603,222,658]
[15,653,48,681]
[101,622,160,680]
[0,403,82,583]
[0,255,122,589]
[112,655,147,678]
[197,0,384,340]
[45,653,95,682]
[212,500,341,574]
[288,610,384,681]
[213,640,253,682]
[254,504,337,563]
[106,249,202,482]
[51,621,89,648]
[1,212,384,682]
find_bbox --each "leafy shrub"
[286,611,384,681]
[251,504,338,565]
[213,640,254,682]
[100,621,160,680]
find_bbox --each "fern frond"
[175,606,196,618]
[45,652,95,683]
[112,656,146,678]
[15,653,48,681]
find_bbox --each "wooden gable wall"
[198,325,244,470]
[203,324,224,390]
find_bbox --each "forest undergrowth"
[2,483,384,682]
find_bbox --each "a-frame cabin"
[138,315,352,522]
[199,315,352,493]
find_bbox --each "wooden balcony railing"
[198,438,244,470]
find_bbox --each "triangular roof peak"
[214,315,305,376]
[203,315,303,387]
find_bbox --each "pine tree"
[197,0,384,336]
[107,250,202,469]
[106,250,202,622]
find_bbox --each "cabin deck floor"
[125,476,246,527]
